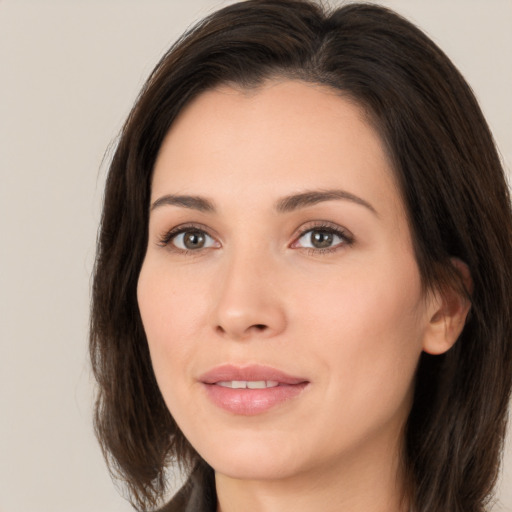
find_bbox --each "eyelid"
[290,221,354,251]
[157,222,221,250]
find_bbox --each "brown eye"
[294,227,352,252]
[183,231,206,249]
[310,230,334,248]
[171,230,216,251]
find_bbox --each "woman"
[90,1,512,511]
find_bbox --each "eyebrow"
[150,189,377,216]
[151,194,215,212]
[275,189,378,216]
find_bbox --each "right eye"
[159,226,219,252]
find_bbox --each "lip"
[199,364,309,416]
[199,364,307,385]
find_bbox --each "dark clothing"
[158,466,217,512]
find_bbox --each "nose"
[211,248,287,341]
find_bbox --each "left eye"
[295,228,347,250]
[171,230,217,250]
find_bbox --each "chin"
[194,432,307,481]
[211,457,301,482]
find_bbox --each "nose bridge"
[212,237,286,340]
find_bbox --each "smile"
[199,364,309,415]
[216,380,279,389]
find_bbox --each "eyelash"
[293,222,355,255]
[157,222,354,255]
[157,223,216,254]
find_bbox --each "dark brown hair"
[90,1,512,511]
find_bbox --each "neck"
[215,433,410,512]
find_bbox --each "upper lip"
[199,364,308,385]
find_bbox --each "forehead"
[151,80,402,220]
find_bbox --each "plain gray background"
[1,1,511,511]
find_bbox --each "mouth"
[216,380,279,389]
[199,364,309,415]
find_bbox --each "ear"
[422,259,472,355]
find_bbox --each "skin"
[137,80,469,512]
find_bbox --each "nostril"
[253,324,267,331]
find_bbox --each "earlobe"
[422,259,472,356]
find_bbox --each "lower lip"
[202,382,308,415]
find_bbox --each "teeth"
[217,380,279,389]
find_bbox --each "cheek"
[137,263,215,438]
[299,253,424,337]
[138,255,208,332]
[298,256,426,404]
[137,260,206,391]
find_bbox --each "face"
[137,80,434,484]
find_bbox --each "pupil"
[312,231,333,248]
[184,231,205,249]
